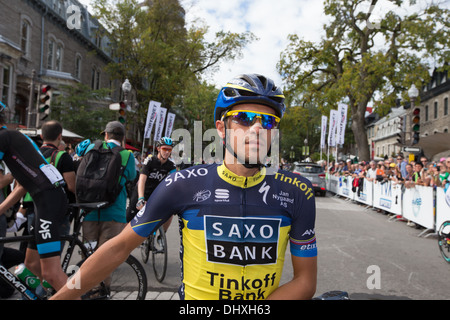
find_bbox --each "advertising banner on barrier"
[354,179,373,207]
[402,185,434,230]
[326,175,340,194]
[338,176,356,200]
[373,181,402,215]
[436,186,450,231]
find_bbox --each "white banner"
[164,112,176,138]
[328,109,338,147]
[354,178,373,207]
[320,115,327,149]
[435,186,450,232]
[154,107,167,143]
[402,185,434,229]
[373,181,402,215]
[336,103,348,145]
[144,101,161,139]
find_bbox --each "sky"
[77,0,449,89]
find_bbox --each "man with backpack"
[77,121,136,252]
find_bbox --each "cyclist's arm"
[0,170,13,189]
[50,224,145,300]
[62,171,76,194]
[137,173,147,199]
[0,182,26,216]
[266,255,317,300]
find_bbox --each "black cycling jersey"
[126,155,176,222]
[0,127,64,196]
[0,127,66,257]
[140,155,176,198]
[130,163,317,300]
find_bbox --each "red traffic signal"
[118,101,126,124]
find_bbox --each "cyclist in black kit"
[0,102,69,292]
[52,74,317,300]
[126,137,176,223]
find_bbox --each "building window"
[20,20,31,57]
[1,65,12,105]
[55,43,63,71]
[47,39,54,69]
[91,66,101,90]
[445,98,448,116]
[434,101,438,119]
[425,105,429,122]
[75,55,82,79]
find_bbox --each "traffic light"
[38,85,52,121]
[118,101,126,124]
[396,116,404,145]
[412,107,420,145]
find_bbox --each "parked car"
[291,162,327,196]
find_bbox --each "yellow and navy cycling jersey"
[130,163,317,300]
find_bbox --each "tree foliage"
[278,0,449,160]
[91,0,256,135]
[51,83,116,140]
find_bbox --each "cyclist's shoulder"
[268,168,315,198]
[164,163,216,186]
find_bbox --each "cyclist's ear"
[216,120,226,140]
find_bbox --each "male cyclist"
[52,74,317,300]
[126,137,176,223]
[0,101,69,292]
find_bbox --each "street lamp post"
[408,84,419,146]
[122,79,132,107]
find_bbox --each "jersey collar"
[217,164,266,188]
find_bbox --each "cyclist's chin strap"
[223,129,263,170]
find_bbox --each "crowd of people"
[326,154,450,189]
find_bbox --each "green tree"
[92,0,256,135]
[278,0,449,161]
[51,83,115,140]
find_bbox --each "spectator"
[366,161,377,182]
[82,121,136,255]
[396,155,407,178]
[412,161,425,185]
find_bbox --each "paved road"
[5,193,450,300]
[313,193,450,300]
[148,192,450,300]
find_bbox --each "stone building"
[0,0,121,129]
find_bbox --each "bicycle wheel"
[151,226,167,283]
[438,221,450,263]
[108,255,148,300]
[75,254,148,300]
[140,237,151,264]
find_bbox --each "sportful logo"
[215,189,229,202]
[204,216,281,266]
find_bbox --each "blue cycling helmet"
[214,74,286,122]
[75,139,91,157]
[156,137,173,148]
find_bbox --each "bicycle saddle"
[69,202,109,211]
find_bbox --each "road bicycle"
[438,220,450,263]
[0,202,147,300]
[140,226,167,283]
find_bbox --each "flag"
[328,109,338,147]
[144,101,160,139]
[154,107,167,142]
[320,115,328,149]
[164,112,176,138]
[336,103,348,146]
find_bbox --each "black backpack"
[76,140,129,206]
